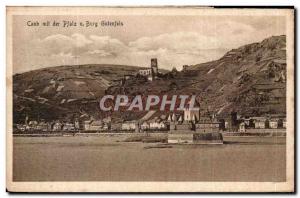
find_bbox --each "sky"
[13,14,286,74]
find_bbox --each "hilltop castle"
[138,58,159,81]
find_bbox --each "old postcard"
[6,6,294,192]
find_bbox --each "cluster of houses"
[121,119,168,132]
[237,116,286,132]
[117,110,287,133]
[15,120,81,132]
[15,109,286,134]
[84,120,109,131]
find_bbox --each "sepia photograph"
[6,6,295,192]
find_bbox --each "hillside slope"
[13,64,145,123]
[108,35,287,117]
[187,35,287,116]
[13,35,287,123]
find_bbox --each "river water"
[13,135,286,182]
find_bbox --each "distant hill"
[13,35,287,123]
[183,35,287,116]
[13,64,147,123]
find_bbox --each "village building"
[74,120,80,130]
[217,117,229,131]
[283,118,287,128]
[169,121,176,130]
[169,112,193,133]
[149,120,167,130]
[28,120,38,126]
[184,107,200,122]
[225,121,229,129]
[239,122,246,132]
[174,122,193,131]
[168,117,189,132]
[242,118,251,126]
[171,113,177,122]
[218,114,233,131]
[269,118,279,129]
[62,123,75,131]
[141,122,150,130]
[36,121,49,131]
[167,113,179,123]
[83,119,109,131]
[89,120,103,131]
[84,120,91,131]
[195,117,220,133]
[252,117,267,129]
[52,121,63,131]
[27,120,38,130]
[16,124,26,132]
[121,121,137,131]
[177,115,183,123]
[102,124,109,130]
[167,114,172,122]
[168,113,193,143]
[111,123,122,131]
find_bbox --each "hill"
[13,64,148,123]
[108,35,287,118]
[13,35,287,123]
[185,35,287,116]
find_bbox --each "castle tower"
[151,58,158,79]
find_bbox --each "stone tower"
[151,58,158,79]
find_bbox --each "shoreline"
[12,131,286,138]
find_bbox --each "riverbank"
[13,129,286,138]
